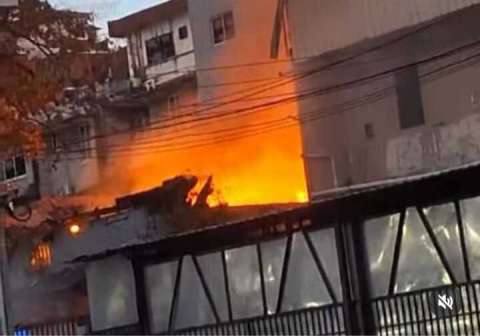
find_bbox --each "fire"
[95,54,307,206]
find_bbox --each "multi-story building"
[271,0,480,198]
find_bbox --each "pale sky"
[49,0,168,38]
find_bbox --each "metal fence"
[168,304,345,336]
[372,281,480,335]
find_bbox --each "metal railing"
[167,304,345,336]
[372,281,480,335]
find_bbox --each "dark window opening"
[178,25,188,40]
[395,65,425,129]
[0,156,27,181]
[212,11,235,44]
[364,123,375,139]
[146,32,175,65]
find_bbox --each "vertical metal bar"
[221,250,233,322]
[405,296,415,335]
[411,294,422,335]
[380,299,394,335]
[378,299,389,336]
[417,206,457,283]
[276,233,293,313]
[396,297,405,334]
[388,209,406,295]
[303,230,337,303]
[471,283,480,334]
[418,292,428,335]
[464,284,475,335]
[256,244,268,316]
[455,201,472,282]
[132,259,149,335]
[391,298,401,334]
[191,255,220,323]
[168,256,184,332]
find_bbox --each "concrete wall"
[187,0,291,102]
[39,118,100,197]
[294,4,480,196]
[287,0,480,59]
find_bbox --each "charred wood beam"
[388,209,406,296]
[417,206,457,284]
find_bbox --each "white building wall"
[126,11,195,89]
[287,0,480,59]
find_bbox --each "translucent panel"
[282,232,331,312]
[309,228,343,301]
[460,197,480,279]
[144,261,177,333]
[364,214,399,297]
[197,253,228,321]
[396,208,450,293]
[425,203,465,282]
[225,245,263,319]
[260,238,286,314]
[86,256,138,331]
[175,256,216,330]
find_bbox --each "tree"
[0,0,98,156]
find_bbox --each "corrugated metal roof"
[69,159,480,263]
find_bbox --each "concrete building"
[271,0,480,198]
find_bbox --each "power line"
[44,41,480,159]
[55,35,480,156]
[67,17,453,150]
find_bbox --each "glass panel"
[424,203,465,282]
[144,261,178,333]
[175,256,216,330]
[396,208,450,293]
[224,12,235,39]
[282,232,331,312]
[460,197,480,279]
[364,214,400,297]
[4,159,15,179]
[197,253,228,321]
[225,245,262,319]
[86,256,138,332]
[14,157,26,176]
[260,238,286,314]
[212,17,224,44]
[309,228,343,300]
[0,162,5,181]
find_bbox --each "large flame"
[96,47,306,206]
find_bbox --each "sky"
[49,0,167,38]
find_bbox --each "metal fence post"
[336,220,376,335]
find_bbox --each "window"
[78,124,91,157]
[0,156,26,181]
[395,65,425,129]
[364,123,375,139]
[178,25,188,40]
[146,32,175,65]
[168,94,180,112]
[30,243,52,271]
[212,11,235,44]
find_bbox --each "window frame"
[145,32,176,66]
[0,156,27,182]
[178,25,188,40]
[211,11,235,45]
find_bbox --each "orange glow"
[69,223,81,235]
[30,243,52,270]
[93,49,307,207]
